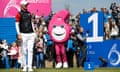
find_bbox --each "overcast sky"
[52,0,120,15]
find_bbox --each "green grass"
[0,68,120,72]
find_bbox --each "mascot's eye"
[53,25,56,28]
[61,25,64,28]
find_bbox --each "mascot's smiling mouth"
[54,32,65,36]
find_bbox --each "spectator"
[35,32,45,68]
[0,40,4,68]
[74,25,81,67]
[44,31,56,68]
[110,3,118,28]
[66,19,76,68]
[117,5,120,36]
[104,29,111,40]
[44,32,54,61]
[75,27,87,67]
[104,9,113,23]
[109,21,119,39]
[45,11,54,26]
[90,7,98,13]
[110,2,118,20]
[66,36,75,68]
[8,42,19,68]
[39,15,48,34]
[110,2,117,11]
[0,39,10,69]
[82,9,87,14]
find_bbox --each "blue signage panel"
[103,40,120,67]
[80,12,104,42]
[0,18,16,45]
[80,12,120,67]
[86,40,120,67]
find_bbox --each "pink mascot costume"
[48,10,71,68]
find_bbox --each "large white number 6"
[87,13,103,42]
[108,44,120,66]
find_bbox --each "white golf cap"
[20,0,29,5]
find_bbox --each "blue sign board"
[80,12,120,67]
[86,40,120,67]
[0,18,16,45]
[80,12,104,42]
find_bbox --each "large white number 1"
[87,13,103,42]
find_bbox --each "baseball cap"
[20,0,29,5]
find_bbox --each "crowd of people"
[0,1,120,72]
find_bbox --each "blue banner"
[80,12,104,42]
[0,18,16,45]
[86,40,120,67]
[80,12,120,67]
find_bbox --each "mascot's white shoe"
[56,63,62,68]
[63,62,68,68]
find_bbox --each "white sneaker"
[56,62,62,68]
[28,68,33,72]
[63,62,68,68]
[22,67,27,72]
[33,66,36,69]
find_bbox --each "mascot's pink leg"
[55,44,61,63]
[61,44,67,62]
[61,44,68,68]
[55,43,68,68]
[55,44,62,68]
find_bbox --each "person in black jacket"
[15,1,36,72]
[75,26,87,67]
